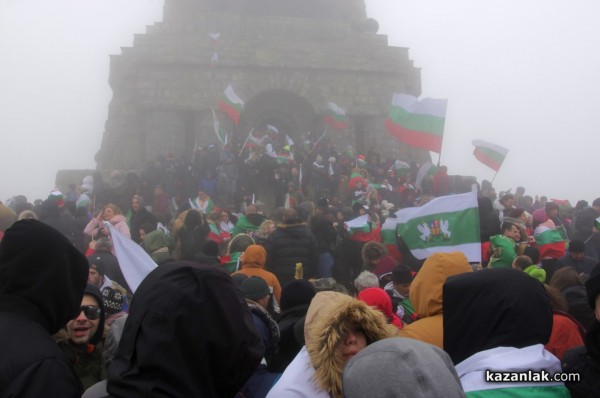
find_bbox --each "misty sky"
[2,0,599,205]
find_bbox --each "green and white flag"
[211,109,228,145]
[396,188,481,262]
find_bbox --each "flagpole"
[490,169,499,185]
[238,128,254,157]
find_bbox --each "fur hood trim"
[361,241,386,263]
[305,291,399,398]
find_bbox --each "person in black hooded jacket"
[265,208,318,286]
[0,219,89,397]
[562,263,600,397]
[105,262,263,397]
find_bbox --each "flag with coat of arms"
[395,187,481,262]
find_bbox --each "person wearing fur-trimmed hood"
[266,291,399,398]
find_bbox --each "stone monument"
[95,0,427,170]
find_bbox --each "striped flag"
[385,93,447,153]
[324,102,349,130]
[345,215,381,242]
[218,85,244,125]
[472,140,509,172]
[534,221,566,259]
[381,217,402,261]
[396,188,481,262]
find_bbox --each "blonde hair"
[102,203,123,217]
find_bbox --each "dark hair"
[513,255,532,271]
[391,264,413,284]
[593,198,600,208]
[569,240,585,253]
[507,208,525,219]
[140,223,156,234]
[501,221,516,233]
[549,266,583,292]
[524,246,540,265]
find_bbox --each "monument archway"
[238,89,317,144]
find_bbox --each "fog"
[2,0,599,204]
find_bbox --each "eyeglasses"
[77,305,101,320]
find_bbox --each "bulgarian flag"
[534,221,566,259]
[472,139,509,172]
[389,159,411,176]
[218,85,244,125]
[208,222,224,245]
[385,93,447,153]
[211,109,228,145]
[381,217,402,261]
[415,162,438,190]
[396,188,481,262]
[324,102,349,130]
[209,32,221,44]
[346,215,381,242]
[348,169,367,189]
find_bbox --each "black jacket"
[265,223,318,285]
[129,208,157,244]
[88,251,131,294]
[0,220,89,397]
[267,303,310,373]
[563,320,600,398]
[106,262,263,397]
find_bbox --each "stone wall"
[95,0,426,170]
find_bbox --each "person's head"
[183,209,203,228]
[65,284,104,345]
[353,271,380,292]
[515,186,525,197]
[139,222,156,242]
[545,202,559,219]
[131,195,144,212]
[549,266,584,292]
[342,338,465,398]
[568,240,586,262]
[303,291,399,397]
[245,204,257,214]
[592,198,600,212]
[257,219,276,237]
[102,203,122,220]
[524,246,540,265]
[585,264,600,321]
[203,240,220,257]
[501,221,520,241]
[220,210,230,223]
[512,255,533,271]
[280,279,316,312]
[197,191,207,200]
[88,259,105,288]
[282,208,300,224]
[443,268,552,365]
[391,264,413,297]
[361,241,386,271]
[153,185,165,196]
[499,193,515,209]
[0,220,88,334]
[107,263,263,397]
[240,276,270,309]
[95,237,113,253]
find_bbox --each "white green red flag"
[324,102,349,130]
[534,221,566,259]
[396,188,481,262]
[472,140,509,172]
[345,215,381,242]
[211,109,228,145]
[218,85,244,125]
[208,32,221,44]
[385,93,447,153]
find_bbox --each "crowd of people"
[1,139,600,397]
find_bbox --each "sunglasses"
[77,305,101,320]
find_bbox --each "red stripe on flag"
[473,148,502,171]
[324,115,349,130]
[385,118,442,153]
[218,101,241,125]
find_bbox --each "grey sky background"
[2,0,599,205]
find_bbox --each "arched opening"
[237,89,317,147]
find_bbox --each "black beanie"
[240,276,270,301]
[280,279,316,311]
[585,263,600,309]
